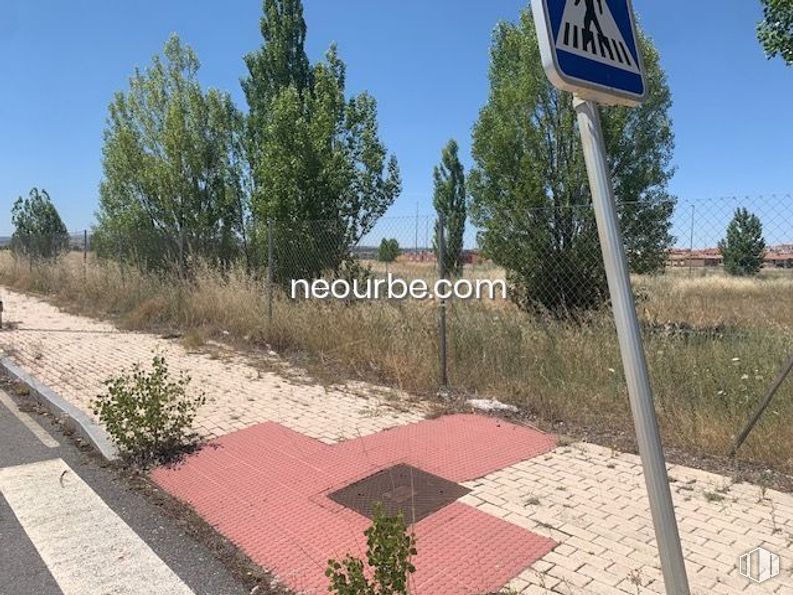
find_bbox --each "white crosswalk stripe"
[0,458,194,595]
[0,390,59,448]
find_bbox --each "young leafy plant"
[93,354,205,466]
[327,505,417,595]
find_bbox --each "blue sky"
[1,1,791,236]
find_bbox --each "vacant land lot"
[1,251,792,474]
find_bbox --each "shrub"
[718,208,766,276]
[378,238,400,263]
[326,505,417,595]
[11,188,70,261]
[93,354,205,465]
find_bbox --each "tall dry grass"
[1,250,792,472]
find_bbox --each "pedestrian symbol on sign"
[531,0,692,593]
[578,0,606,49]
[532,0,646,106]
[558,0,640,74]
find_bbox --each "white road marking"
[0,458,194,595]
[0,389,59,448]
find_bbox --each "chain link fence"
[249,196,793,416]
[257,191,772,465]
[1,194,792,461]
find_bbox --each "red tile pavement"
[152,414,557,594]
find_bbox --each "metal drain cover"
[328,464,470,523]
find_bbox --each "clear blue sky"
[1,0,791,235]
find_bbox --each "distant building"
[399,249,488,265]
[399,250,436,263]
[765,251,793,269]
[462,250,487,265]
[667,248,722,268]
[667,245,793,270]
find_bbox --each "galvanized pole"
[730,352,793,457]
[83,229,88,280]
[117,239,125,281]
[415,203,420,259]
[267,219,274,325]
[179,227,185,279]
[574,97,690,595]
[688,205,695,277]
[437,212,449,389]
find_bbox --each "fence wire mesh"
[1,194,792,463]
[2,193,793,593]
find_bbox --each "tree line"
[8,0,787,313]
[96,1,401,282]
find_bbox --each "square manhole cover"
[328,464,470,523]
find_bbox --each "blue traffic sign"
[531,0,646,106]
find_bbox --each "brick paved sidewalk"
[152,415,558,594]
[0,288,426,442]
[466,444,793,594]
[1,287,792,594]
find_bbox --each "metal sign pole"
[573,96,690,595]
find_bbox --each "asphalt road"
[0,387,249,595]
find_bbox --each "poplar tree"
[95,35,247,272]
[242,0,311,153]
[242,0,401,282]
[432,140,467,277]
[469,10,675,315]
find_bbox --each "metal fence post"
[179,227,186,279]
[688,204,695,277]
[437,212,449,389]
[267,219,274,325]
[116,239,123,281]
[83,229,88,280]
[730,352,793,457]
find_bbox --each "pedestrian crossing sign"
[531,0,647,106]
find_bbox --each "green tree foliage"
[469,11,675,316]
[758,0,793,65]
[378,238,400,263]
[719,208,766,276]
[326,505,416,595]
[242,0,311,147]
[95,34,249,273]
[242,0,401,283]
[11,188,70,260]
[432,139,467,277]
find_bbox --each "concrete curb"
[0,354,118,461]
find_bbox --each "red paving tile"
[152,414,556,594]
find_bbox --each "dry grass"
[366,259,506,283]
[638,271,793,330]
[1,250,792,473]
